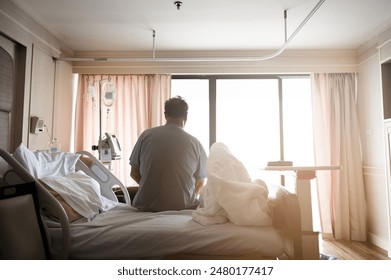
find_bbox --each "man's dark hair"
[164,96,188,118]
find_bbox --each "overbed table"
[263,165,341,260]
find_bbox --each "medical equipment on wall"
[30,116,45,134]
[92,133,121,164]
[31,117,62,153]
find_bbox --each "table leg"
[296,170,319,260]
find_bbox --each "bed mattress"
[61,204,284,259]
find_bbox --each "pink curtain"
[75,74,171,186]
[311,73,367,241]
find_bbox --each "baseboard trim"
[367,232,389,252]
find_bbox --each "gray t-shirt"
[129,123,207,211]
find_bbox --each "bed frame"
[0,148,70,259]
[75,151,131,204]
[0,148,302,260]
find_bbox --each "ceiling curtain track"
[62,0,325,63]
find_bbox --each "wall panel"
[363,166,389,250]
[28,45,55,151]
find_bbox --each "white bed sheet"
[61,204,284,259]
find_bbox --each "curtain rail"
[60,0,325,63]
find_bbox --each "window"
[216,79,280,179]
[171,79,209,152]
[171,75,313,185]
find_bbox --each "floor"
[319,239,390,260]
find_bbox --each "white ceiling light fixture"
[62,0,326,63]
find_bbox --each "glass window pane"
[282,78,314,165]
[171,76,314,188]
[282,78,315,192]
[216,79,280,181]
[171,79,210,153]
[282,77,319,230]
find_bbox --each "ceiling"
[11,0,391,54]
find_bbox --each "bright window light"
[216,79,280,173]
[171,75,314,185]
[171,79,210,152]
[282,78,314,165]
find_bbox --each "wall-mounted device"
[30,116,45,134]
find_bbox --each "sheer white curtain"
[75,74,171,186]
[311,73,367,241]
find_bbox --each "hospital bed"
[0,144,302,260]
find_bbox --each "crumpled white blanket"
[192,142,271,226]
[40,171,119,219]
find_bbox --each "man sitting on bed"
[129,96,207,212]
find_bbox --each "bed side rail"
[0,149,35,184]
[0,148,71,259]
[267,184,303,260]
[76,151,131,205]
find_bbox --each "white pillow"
[13,143,80,179]
[40,171,119,219]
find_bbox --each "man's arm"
[195,177,206,195]
[130,166,141,184]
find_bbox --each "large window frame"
[173,74,316,222]
[173,74,310,158]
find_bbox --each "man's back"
[129,123,207,211]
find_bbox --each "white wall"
[357,50,390,250]
[0,0,73,151]
[53,60,75,152]
[28,45,55,151]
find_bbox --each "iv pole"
[98,78,104,151]
[91,76,119,169]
